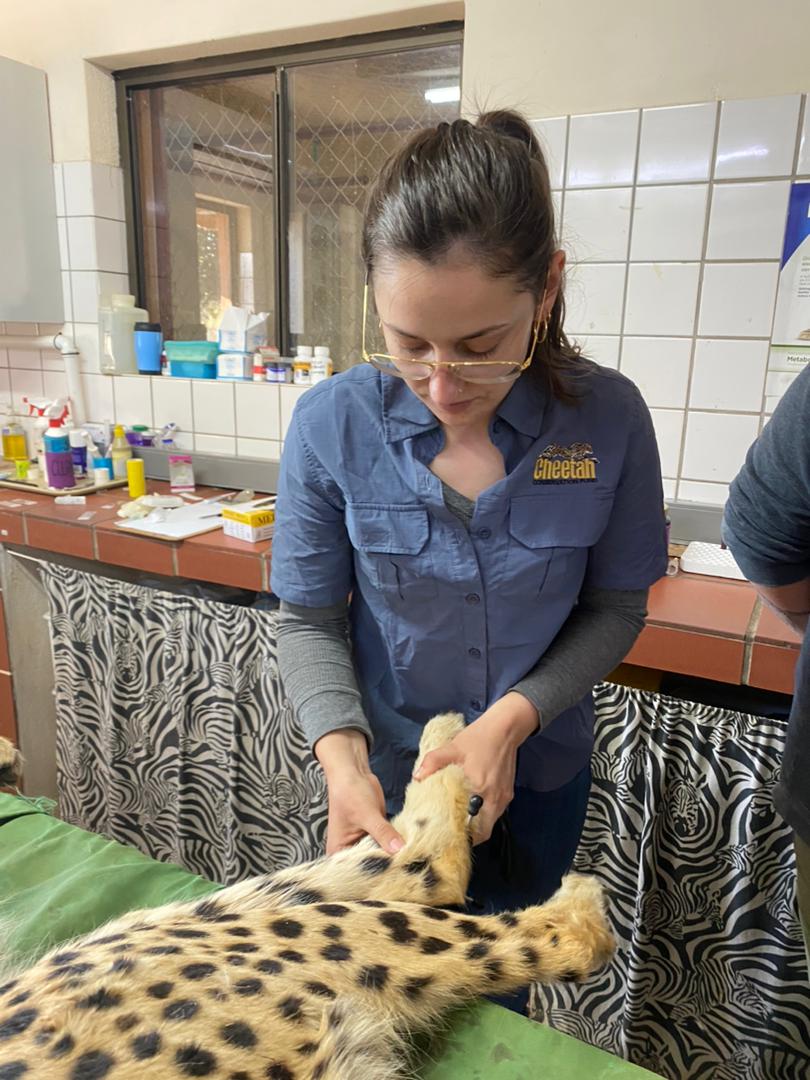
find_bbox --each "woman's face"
[372,248,563,430]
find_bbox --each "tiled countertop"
[626,573,801,695]
[0,488,801,694]
[0,483,271,592]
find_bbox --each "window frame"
[114,21,463,353]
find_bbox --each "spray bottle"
[43,418,75,489]
[24,397,69,477]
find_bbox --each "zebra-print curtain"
[41,565,809,1076]
[537,682,810,1079]
[41,563,326,884]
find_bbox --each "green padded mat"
[0,793,656,1078]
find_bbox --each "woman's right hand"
[315,729,405,856]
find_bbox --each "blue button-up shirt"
[271,364,667,804]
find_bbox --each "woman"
[271,110,667,1008]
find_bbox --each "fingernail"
[413,767,423,780]
[389,838,404,853]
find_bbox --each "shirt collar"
[381,371,547,443]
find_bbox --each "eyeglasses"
[361,282,547,385]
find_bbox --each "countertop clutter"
[0,483,801,694]
[0,482,271,592]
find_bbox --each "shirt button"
[470,699,482,711]
[468,647,481,659]
[477,527,492,540]
[465,593,480,605]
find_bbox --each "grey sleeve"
[509,586,649,728]
[723,366,810,587]
[276,598,373,752]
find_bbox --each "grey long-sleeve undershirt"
[277,484,648,751]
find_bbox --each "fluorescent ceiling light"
[424,85,461,104]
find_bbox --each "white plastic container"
[99,294,149,375]
[311,345,334,384]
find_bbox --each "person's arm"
[755,581,810,636]
[723,367,810,637]
[271,409,403,855]
[509,586,649,728]
[413,587,648,841]
[276,599,369,749]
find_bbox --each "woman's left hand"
[413,692,539,843]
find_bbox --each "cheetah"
[0,714,615,1079]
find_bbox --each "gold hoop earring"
[538,313,550,344]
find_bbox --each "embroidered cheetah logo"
[0,716,615,1078]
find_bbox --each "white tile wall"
[620,337,691,408]
[192,380,236,436]
[678,480,730,506]
[195,434,236,455]
[235,383,282,442]
[152,376,194,432]
[562,188,631,261]
[544,92,806,506]
[705,181,790,260]
[648,408,684,477]
[637,103,717,184]
[624,263,700,336]
[570,335,620,369]
[530,116,567,190]
[112,375,153,428]
[565,264,626,334]
[630,185,708,261]
[566,110,639,188]
[714,95,801,179]
[698,262,780,337]
[799,106,810,174]
[689,339,768,412]
[237,436,282,460]
[280,385,309,435]
[682,412,761,484]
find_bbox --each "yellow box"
[221,499,276,543]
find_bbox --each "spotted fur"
[0,715,615,1078]
[0,735,22,789]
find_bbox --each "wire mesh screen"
[133,76,277,341]
[287,45,462,369]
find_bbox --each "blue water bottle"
[134,322,163,375]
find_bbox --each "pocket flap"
[509,492,611,548]
[346,505,430,554]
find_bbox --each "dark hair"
[362,109,593,402]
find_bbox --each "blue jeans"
[464,765,592,1015]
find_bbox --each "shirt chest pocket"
[345,505,438,601]
[507,491,613,599]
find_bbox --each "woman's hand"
[315,729,405,856]
[413,692,539,843]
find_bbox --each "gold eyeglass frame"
[361,281,548,384]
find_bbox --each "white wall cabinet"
[0,54,63,324]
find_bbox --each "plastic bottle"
[43,421,75,489]
[134,322,163,374]
[1,406,27,460]
[26,397,69,476]
[293,346,312,386]
[111,424,133,479]
[311,345,334,384]
[99,295,149,375]
[127,458,147,498]
[68,428,89,478]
